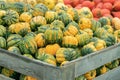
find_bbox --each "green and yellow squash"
[62,36,78,48]
[114,30,120,42]
[0,37,6,49]
[37,24,49,33]
[0,25,6,37]
[7,34,22,48]
[91,19,101,32]
[98,17,111,26]
[83,28,93,38]
[23,54,34,59]
[2,10,19,26]
[19,74,37,80]
[30,16,46,31]
[96,65,108,76]
[105,60,119,69]
[103,25,113,34]
[84,70,96,80]
[75,75,87,80]
[8,46,21,54]
[54,3,68,12]
[19,12,32,22]
[34,33,45,48]
[45,10,58,24]
[44,27,63,44]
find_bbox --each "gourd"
[75,75,87,80]
[54,3,68,12]
[45,10,58,24]
[43,0,56,10]
[83,28,93,38]
[19,74,37,80]
[0,25,6,37]
[7,34,22,48]
[30,16,46,31]
[78,17,92,30]
[114,30,120,42]
[98,17,111,26]
[84,70,96,80]
[56,48,77,63]
[2,10,19,26]
[62,36,78,48]
[96,65,108,76]
[37,24,49,33]
[78,7,93,19]
[45,43,60,55]
[105,60,119,69]
[44,27,63,44]
[19,12,32,22]
[0,36,6,49]
[8,46,21,54]
[34,33,45,48]
[91,19,101,32]
[102,25,113,34]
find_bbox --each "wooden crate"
[0,43,120,80]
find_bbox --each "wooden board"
[0,74,14,80]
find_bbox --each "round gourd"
[0,1,7,10]
[37,48,46,54]
[54,3,68,12]
[103,25,113,34]
[37,24,49,33]
[101,33,117,47]
[81,43,97,56]
[30,16,46,31]
[114,30,120,42]
[67,8,79,22]
[22,0,37,6]
[84,70,96,80]
[0,37,6,49]
[56,48,77,63]
[32,3,48,17]
[19,12,32,22]
[58,11,73,26]
[19,75,37,80]
[7,34,22,48]
[25,32,36,38]
[9,22,31,36]
[112,17,120,30]
[18,36,37,55]
[63,22,78,36]
[78,17,92,30]
[75,30,90,46]
[1,68,20,80]
[23,54,34,59]
[62,36,78,48]
[2,10,19,26]
[78,7,93,19]
[36,52,56,66]
[50,20,64,30]
[34,33,45,48]
[91,19,101,32]
[75,75,87,80]
[44,27,63,44]
[98,17,111,26]
[8,46,21,54]
[0,10,6,24]
[45,10,58,24]
[43,0,56,10]
[96,65,108,76]
[105,60,119,69]
[0,25,6,37]
[60,61,69,66]
[83,28,93,38]
[45,43,60,55]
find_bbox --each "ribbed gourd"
[114,30,120,42]
[18,36,37,55]
[45,10,58,24]
[36,52,56,66]
[0,25,6,37]
[75,30,90,46]
[0,1,7,10]
[43,0,56,10]
[98,17,111,26]
[112,17,120,30]
[91,19,101,32]
[56,48,77,63]
[105,60,119,69]
[7,34,22,48]
[1,68,20,80]
[34,33,45,48]
[45,43,60,55]
[63,22,78,36]
[50,20,64,30]
[9,22,31,36]
[23,54,34,59]
[54,3,68,12]
[0,37,6,49]
[75,75,87,80]
[84,70,96,80]
[2,10,19,26]
[8,46,21,54]
[62,36,78,48]
[83,28,93,38]
[103,25,114,34]
[19,74,37,80]
[30,16,46,31]
[22,0,37,6]
[19,12,32,22]
[78,17,92,30]
[0,10,6,24]
[58,11,73,26]
[67,8,79,22]
[32,3,48,17]
[78,7,93,19]
[81,43,97,56]
[37,24,49,33]
[44,27,63,44]
[96,65,108,76]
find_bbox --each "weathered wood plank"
[0,48,75,80]
[0,74,14,80]
[68,43,120,77]
[94,66,120,80]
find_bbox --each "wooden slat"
[0,48,75,80]
[0,74,14,80]
[67,43,120,77]
[94,66,120,80]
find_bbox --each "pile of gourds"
[0,0,120,80]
